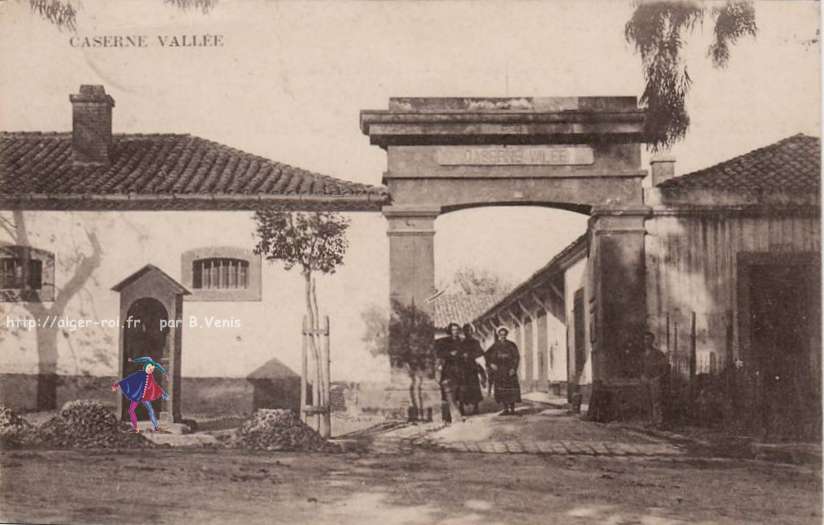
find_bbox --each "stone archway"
[121,297,169,421]
[112,264,189,423]
[361,97,651,416]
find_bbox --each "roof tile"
[0,132,388,205]
[430,293,507,329]
[660,134,820,192]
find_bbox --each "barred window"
[192,258,249,290]
[0,257,43,290]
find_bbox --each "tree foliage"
[360,299,435,419]
[253,211,349,276]
[362,300,435,376]
[625,0,757,149]
[388,300,435,377]
[23,0,217,31]
[28,0,77,31]
[163,0,218,14]
[361,303,389,359]
[449,266,511,296]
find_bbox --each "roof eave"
[0,192,391,212]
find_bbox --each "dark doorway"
[121,298,169,421]
[749,260,821,441]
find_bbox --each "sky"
[0,0,820,379]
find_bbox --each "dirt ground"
[1,447,820,525]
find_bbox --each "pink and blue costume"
[113,357,168,431]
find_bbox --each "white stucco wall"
[545,311,566,383]
[0,210,390,382]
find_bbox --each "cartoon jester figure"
[111,356,169,433]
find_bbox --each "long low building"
[0,85,389,422]
[473,234,587,398]
[472,134,821,440]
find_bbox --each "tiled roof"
[659,134,820,192]
[0,132,389,210]
[430,293,507,329]
[110,264,189,294]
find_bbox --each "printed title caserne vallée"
[69,34,224,48]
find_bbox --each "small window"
[0,246,55,302]
[181,247,261,302]
[192,258,250,290]
[0,258,42,290]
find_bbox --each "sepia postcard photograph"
[0,0,821,523]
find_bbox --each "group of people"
[435,324,671,427]
[435,323,523,423]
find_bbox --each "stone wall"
[0,374,300,417]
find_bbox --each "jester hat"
[129,356,167,374]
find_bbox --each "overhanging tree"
[253,210,349,436]
[24,0,218,30]
[625,0,758,149]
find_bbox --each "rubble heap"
[0,406,37,449]
[37,400,154,449]
[227,409,339,452]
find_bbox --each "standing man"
[435,322,464,424]
[640,331,669,428]
[484,327,522,415]
[459,324,486,416]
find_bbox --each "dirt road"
[1,448,820,525]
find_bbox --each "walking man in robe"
[484,327,521,415]
[435,322,464,424]
[459,323,486,416]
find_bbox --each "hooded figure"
[435,322,464,423]
[112,356,169,432]
[459,324,486,415]
[484,327,521,415]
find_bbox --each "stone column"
[384,205,440,313]
[587,206,650,419]
[383,205,441,419]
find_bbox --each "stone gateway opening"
[361,97,651,419]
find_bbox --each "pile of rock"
[226,409,338,452]
[0,406,37,449]
[36,400,154,449]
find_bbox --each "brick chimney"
[69,85,115,165]
[650,153,676,186]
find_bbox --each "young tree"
[625,0,758,149]
[253,210,350,436]
[361,299,435,420]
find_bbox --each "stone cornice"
[361,97,646,147]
